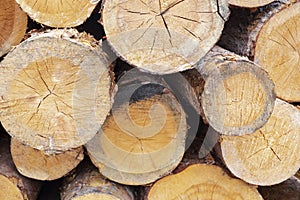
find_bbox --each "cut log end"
[86,92,187,185]
[254,2,300,102]
[0,29,112,152]
[0,175,24,200]
[199,48,276,135]
[220,99,300,185]
[10,139,84,180]
[15,0,99,27]
[102,0,230,74]
[0,0,27,57]
[228,0,275,8]
[60,162,134,200]
[146,164,263,199]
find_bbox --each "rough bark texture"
[11,138,84,181]
[195,46,276,136]
[15,0,100,27]
[60,160,134,200]
[0,132,41,200]
[0,29,112,152]
[0,0,27,57]
[258,176,300,200]
[86,71,187,185]
[219,1,300,102]
[219,99,300,186]
[102,0,230,74]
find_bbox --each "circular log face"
[255,2,300,102]
[0,30,111,152]
[201,60,276,135]
[228,0,274,7]
[86,93,187,185]
[15,0,99,27]
[147,164,263,199]
[0,175,24,200]
[102,0,229,74]
[0,0,27,56]
[221,99,300,186]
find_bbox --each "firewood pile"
[0,0,299,199]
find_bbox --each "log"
[0,132,41,200]
[60,161,134,200]
[86,70,187,185]
[0,29,112,152]
[101,0,230,74]
[15,0,100,27]
[145,164,263,199]
[196,46,276,135]
[228,0,275,7]
[219,1,300,102]
[0,0,27,57]
[219,99,300,186]
[10,138,84,181]
[258,176,300,200]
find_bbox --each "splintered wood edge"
[15,0,100,27]
[0,29,112,152]
[147,164,263,199]
[102,0,230,74]
[0,0,27,57]
[201,59,276,136]
[11,139,84,180]
[220,99,300,186]
[228,0,275,7]
[254,1,300,102]
[86,93,187,185]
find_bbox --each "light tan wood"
[229,0,275,7]
[86,75,187,185]
[219,1,300,102]
[220,99,300,185]
[146,164,263,199]
[102,0,230,74]
[15,0,99,27]
[254,1,300,102]
[0,0,27,57]
[0,29,112,152]
[196,46,276,135]
[11,138,84,180]
[61,161,134,200]
[0,133,41,200]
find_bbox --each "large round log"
[0,29,112,152]
[102,0,230,74]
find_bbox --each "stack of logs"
[0,0,299,199]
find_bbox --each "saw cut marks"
[102,0,229,74]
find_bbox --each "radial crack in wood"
[0,29,112,152]
[86,91,187,185]
[102,0,230,74]
[10,138,84,181]
[15,0,100,27]
[197,46,276,135]
[220,99,300,185]
[0,0,27,57]
[146,164,263,199]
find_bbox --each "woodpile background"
[0,0,299,199]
